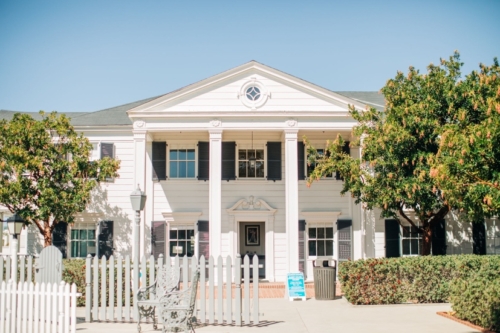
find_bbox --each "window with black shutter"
[98,221,113,259]
[472,221,486,255]
[432,219,447,255]
[52,222,68,259]
[198,221,209,259]
[267,142,281,181]
[385,219,400,258]
[152,142,167,181]
[337,219,352,261]
[298,142,305,180]
[222,142,236,181]
[198,142,209,180]
[298,220,306,273]
[100,143,115,181]
[336,141,350,180]
[151,221,166,259]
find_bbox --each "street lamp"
[130,184,146,321]
[6,213,25,282]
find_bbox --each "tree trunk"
[43,222,52,247]
[421,222,432,256]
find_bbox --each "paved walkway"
[76,298,478,333]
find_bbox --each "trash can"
[313,257,336,300]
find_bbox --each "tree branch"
[398,203,424,233]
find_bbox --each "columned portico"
[209,129,223,259]
[284,129,299,273]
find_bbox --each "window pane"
[256,150,264,159]
[248,164,255,178]
[179,150,186,160]
[88,241,96,255]
[179,161,187,177]
[187,161,195,177]
[80,230,87,239]
[239,150,246,160]
[256,162,264,177]
[88,230,96,239]
[410,226,419,237]
[411,239,420,255]
[187,240,194,257]
[71,241,78,257]
[402,239,410,255]
[317,228,325,239]
[248,150,255,159]
[170,161,178,178]
[187,230,194,239]
[309,228,316,238]
[170,150,178,160]
[169,241,178,257]
[170,230,177,240]
[326,240,334,256]
[80,241,88,257]
[178,229,186,240]
[239,161,247,177]
[179,241,186,256]
[308,240,317,256]
[402,226,410,237]
[318,241,325,256]
[71,229,78,240]
[187,149,195,160]
[326,227,333,238]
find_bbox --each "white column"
[145,137,154,256]
[133,128,147,258]
[209,129,223,259]
[284,129,299,273]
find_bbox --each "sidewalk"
[76,298,478,333]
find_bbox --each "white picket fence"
[85,253,261,326]
[0,255,35,284]
[0,280,79,333]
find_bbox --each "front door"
[239,221,265,279]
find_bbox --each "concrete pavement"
[76,298,478,333]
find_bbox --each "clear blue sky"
[1,0,499,112]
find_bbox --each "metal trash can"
[313,257,336,300]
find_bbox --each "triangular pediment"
[128,61,367,117]
[227,196,277,216]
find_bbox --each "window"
[401,225,421,256]
[307,149,332,178]
[308,225,334,257]
[70,224,96,258]
[246,86,261,101]
[170,149,196,178]
[169,228,195,257]
[238,149,264,178]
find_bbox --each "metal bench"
[137,266,181,332]
[159,269,200,333]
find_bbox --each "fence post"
[252,255,259,324]
[85,255,92,322]
[235,254,242,326]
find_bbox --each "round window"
[245,86,261,101]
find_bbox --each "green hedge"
[338,255,500,305]
[449,257,500,331]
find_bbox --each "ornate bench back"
[155,266,180,298]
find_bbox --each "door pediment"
[227,196,277,216]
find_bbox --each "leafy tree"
[0,112,120,247]
[306,52,479,255]
[431,58,500,221]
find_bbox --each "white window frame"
[307,223,335,259]
[236,142,266,180]
[400,222,422,257]
[69,223,97,259]
[168,225,196,258]
[167,144,198,180]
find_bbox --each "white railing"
[0,281,79,333]
[85,253,261,326]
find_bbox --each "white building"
[1,61,498,281]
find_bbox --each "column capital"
[133,130,147,141]
[284,129,298,139]
[209,129,223,139]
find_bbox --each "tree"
[306,52,478,255]
[431,57,500,221]
[0,112,120,247]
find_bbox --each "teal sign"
[287,272,306,300]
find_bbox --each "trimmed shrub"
[450,257,500,331]
[338,255,500,305]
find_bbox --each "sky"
[0,0,499,112]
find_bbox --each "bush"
[338,255,500,305]
[450,257,500,331]
[62,259,87,306]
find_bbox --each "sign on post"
[286,272,306,301]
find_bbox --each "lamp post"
[130,185,146,321]
[6,213,25,283]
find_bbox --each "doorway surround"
[227,196,277,282]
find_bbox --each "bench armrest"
[137,283,156,301]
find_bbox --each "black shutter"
[338,219,352,261]
[152,142,167,181]
[151,221,166,259]
[472,221,486,255]
[432,219,447,255]
[298,142,305,180]
[385,219,400,258]
[198,142,209,180]
[52,222,67,259]
[267,142,281,181]
[298,220,306,273]
[221,142,236,181]
[98,221,113,259]
[336,141,350,180]
[100,143,114,159]
[198,221,210,258]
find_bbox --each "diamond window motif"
[245,86,261,101]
